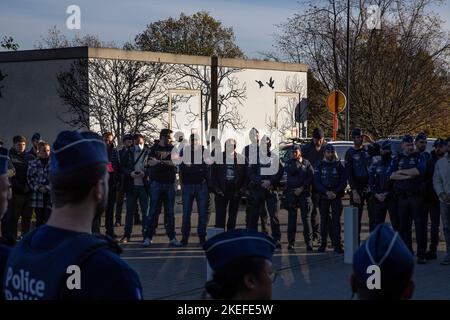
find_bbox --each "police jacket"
[387,152,426,194]
[285,158,314,192]
[313,159,347,197]
[368,156,393,196]
[344,147,371,191]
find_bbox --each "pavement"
[108,197,450,300]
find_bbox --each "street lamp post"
[345,0,351,141]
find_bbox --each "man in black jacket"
[179,133,209,246]
[242,128,269,234]
[424,138,446,260]
[93,132,120,237]
[301,127,326,243]
[3,135,33,242]
[212,138,246,231]
[247,136,283,248]
[115,134,133,226]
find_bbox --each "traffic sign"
[326,90,347,113]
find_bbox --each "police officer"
[2,131,143,299]
[247,136,283,248]
[424,138,446,260]
[301,127,326,243]
[351,223,415,300]
[314,144,347,253]
[0,147,11,300]
[368,141,398,231]
[345,128,373,241]
[285,145,314,250]
[203,229,276,300]
[389,134,427,264]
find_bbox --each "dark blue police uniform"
[345,128,372,242]
[314,145,347,252]
[387,135,427,261]
[368,141,398,231]
[284,145,314,249]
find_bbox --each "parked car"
[376,138,436,156]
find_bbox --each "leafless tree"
[57,58,176,141]
[173,64,247,134]
[270,0,450,138]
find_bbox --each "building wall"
[0,59,84,149]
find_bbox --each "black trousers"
[93,177,117,236]
[245,193,268,232]
[310,190,320,240]
[397,194,426,258]
[215,190,240,231]
[319,197,343,248]
[3,193,32,240]
[248,188,281,241]
[426,200,441,253]
[349,189,370,243]
[368,196,399,231]
[287,191,312,245]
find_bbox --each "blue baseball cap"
[51,131,108,175]
[352,128,362,138]
[415,132,427,142]
[402,135,414,143]
[325,144,335,152]
[31,132,41,141]
[433,138,445,148]
[292,144,301,151]
[203,229,276,272]
[353,224,414,289]
[0,147,8,175]
[381,140,392,150]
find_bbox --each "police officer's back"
[2,131,143,300]
[351,223,415,300]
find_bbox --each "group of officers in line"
[118,126,448,267]
[0,126,449,300]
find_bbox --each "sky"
[1,0,449,59]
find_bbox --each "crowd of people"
[0,126,449,300]
[1,127,450,265]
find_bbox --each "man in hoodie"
[247,136,283,249]
[314,144,347,253]
[4,135,34,241]
[433,137,450,265]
